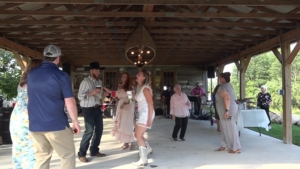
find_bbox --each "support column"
[236,56,251,99]
[281,40,300,144]
[282,42,292,144]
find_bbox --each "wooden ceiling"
[0,0,300,68]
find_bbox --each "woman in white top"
[132,70,155,166]
[170,84,191,141]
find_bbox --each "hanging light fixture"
[125,24,156,68]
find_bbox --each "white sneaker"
[268,125,272,130]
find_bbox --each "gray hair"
[174,84,181,89]
[261,85,267,91]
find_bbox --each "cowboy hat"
[84,62,105,71]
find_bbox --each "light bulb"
[134,62,137,64]
[138,61,140,63]
[147,51,150,54]
[131,51,134,55]
[145,61,147,64]
[141,50,143,53]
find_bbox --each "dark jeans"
[194,100,202,115]
[260,106,271,125]
[172,116,188,139]
[78,107,103,157]
[166,101,170,116]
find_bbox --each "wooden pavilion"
[0,0,299,144]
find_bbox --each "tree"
[0,49,21,100]
[230,50,300,113]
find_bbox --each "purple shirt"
[170,92,191,117]
[190,87,205,97]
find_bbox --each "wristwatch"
[225,109,228,112]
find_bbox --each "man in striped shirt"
[77,62,106,162]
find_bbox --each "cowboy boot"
[132,146,148,166]
[145,141,153,154]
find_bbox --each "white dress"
[110,89,135,143]
[135,85,155,129]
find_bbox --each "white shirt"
[78,76,103,108]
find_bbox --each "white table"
[237,109,269,136]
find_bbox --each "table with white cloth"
[236,109,269,136]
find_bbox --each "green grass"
[248,124,300,146]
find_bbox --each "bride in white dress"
[132,70,155,166]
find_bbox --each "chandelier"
[125,25,156,68]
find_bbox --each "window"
[104,71,118,90]
[162,71,175,89]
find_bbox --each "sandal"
[121,143,129,150]
[214,147,227,151]
[129,143,134,150]
[228,149,241,154]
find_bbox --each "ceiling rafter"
[14,20,295,28]
[4,34,268,41]
[0,3,22,10]
[2,0,300,6]
[1,10,300,18]
[0,27,278,34]
[0,3,299,66]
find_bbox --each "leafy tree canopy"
[0,49,21,100]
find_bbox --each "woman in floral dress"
[10,59,42,169]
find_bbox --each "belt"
[82,104,101,109]
[94,104,100,108]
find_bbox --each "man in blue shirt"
[27,45,81,169]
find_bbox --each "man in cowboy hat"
[27,45,81,169]
[77,62,106,162]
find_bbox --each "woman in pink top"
[170,84,191,141]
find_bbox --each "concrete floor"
[1,116,300,169]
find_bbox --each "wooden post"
[12,51,26,71]
[215,64,225,87]
[281,42,292,144]
[238,56,251,99]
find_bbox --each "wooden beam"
[0,37,43,59]
[1,20,295,28]
[217,64,225,74]
[17,39,251,45]
[0,3,22,10]
[22,55,29,67]
[0,27,278,35]
[272,48,283,64]
[281,42,292,144]
[143,5,155,22]
[5,34,268,41]
[12,50,25,71]
[0,10,300,19]
[26,44,238,50]
[234,61,240,71]
[215,28,300,66]
[3,0,300,6]
[286,39,300,64]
